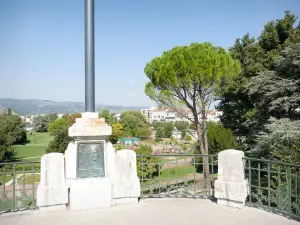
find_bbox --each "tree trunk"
[200,96,211,188]
[200,97,208,154]
[194,113,211,189]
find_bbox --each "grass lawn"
[13,132,53,161]
[26,132,53,145]
[0,175,13,185]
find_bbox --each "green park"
[0,9,300,221]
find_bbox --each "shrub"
[135,144,158,179]
[46,128,72,153]
[185,135,192,142]
[207,122,238,154]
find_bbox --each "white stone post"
[112,150,140,205]
[65,112,114,211]
[214,149,249,208]
[37,153,68,211]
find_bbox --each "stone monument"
[65,112,114,211]
[112,150,140,205]
[214,149,249,208]
[37,153,68,211]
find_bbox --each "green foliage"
[109,123,124,144]
[250,118,300,165]
[185,135,192,142]
[46,128,72,154]
[144,42,240,157]
[136,125,152,140]
[48,118,69,136]
[246,43,300,120]
[175,121,189,132]
[218,11,300,151]
[153,122,174,138]
[206,122,238,154]
[99,109,117,126]
[45,114,58,123]
[0,132,15,162]
[0,115,27,145]
[135,144,158,179]
[155,127,164,140]
[163,122,174,138]
[120,110,151,139]
[33,115,49,132]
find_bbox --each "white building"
[141,107,176,123]
[113,113,121,121]
[207,110,222,123]
[141,107,222,124]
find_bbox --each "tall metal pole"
[85,0,95,112]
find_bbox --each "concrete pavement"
[0,199,298,225]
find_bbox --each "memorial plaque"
[77,142,105,178]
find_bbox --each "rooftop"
[0,199,298,225]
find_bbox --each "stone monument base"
[69,178,112,211]
[36,185,68,210]
[214,180,249,209]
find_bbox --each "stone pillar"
[214,149,249,208]
[112,150,140,205]
[37,153,68,211]
[65,112,114,211]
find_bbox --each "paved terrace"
[0,199,298,225]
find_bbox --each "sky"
[0,0,299,107]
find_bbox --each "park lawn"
[14,145,46,161]
[26,132,53,145]
[0,175,13,185]
[12,132,53,161]
[18,174,40,184]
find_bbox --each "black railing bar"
[243,157,300,168]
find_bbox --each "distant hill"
[0,98,146,116]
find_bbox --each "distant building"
[207,110,222,123]
[141,107,222,124]
[57,113,65,119]
[113,113,121,121]
[25,126,33,131]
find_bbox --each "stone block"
[105,141,116,178]
[214,180,248,208]
[112,150,140,203]
[214,149,249,208]
[69,178,112,210]
[37,153,68,209]
[217,149,245,183]
[65,142,77,187]
[68,113,112,140]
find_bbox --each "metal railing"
[137,154,218,199]
[244,157,300,219]
[1,154,299,221]
[0,162,40,213]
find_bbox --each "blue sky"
[0,0,299,107]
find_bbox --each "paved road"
[0,199,298,225]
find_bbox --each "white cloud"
[128,92,137,97]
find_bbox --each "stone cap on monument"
[68,112,112,139]
[217,149,245,183]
